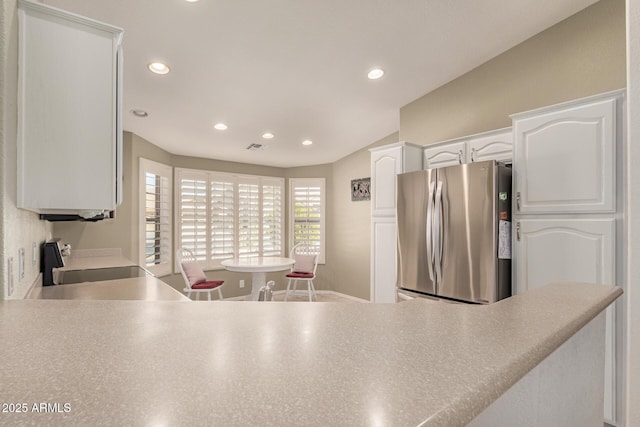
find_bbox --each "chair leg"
[217,287,223,300]
[195,292,200,301]
[208,290,211,301]
[292,280,299,298]
[284,279,292,301]
[309,280,317,301]
[187,291,192,300]
[308,280,313,302]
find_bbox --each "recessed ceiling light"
[185,0,200,2]
[214,123,228,130]
[148,62,170,75]
[130,109,148,118]
[367,68,384,80]
[302,140,313,146]
[262,132,274,139]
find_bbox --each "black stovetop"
[55,266,150,285]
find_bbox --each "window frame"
[139,158,173,276]
[288,177,326,264]
[175,167,285,270]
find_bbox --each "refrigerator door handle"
[433,180,444,287]
[426,181,436,282]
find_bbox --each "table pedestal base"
[246,272,267,301]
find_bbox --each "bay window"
[176,168,284,269]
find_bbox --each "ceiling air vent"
[246,143,264,151]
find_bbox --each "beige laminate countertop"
[30,276,190,301]
[0,282,621,426]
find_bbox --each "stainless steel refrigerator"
[396,160,512,304]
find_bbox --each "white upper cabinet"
[467,128,513,163]
[423,127,512,169]
[512,93,620,214]
[17,0,123,218]
[423,140,466,169]
[370,142,423,217]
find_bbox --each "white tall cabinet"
[423,127,512,169]
[370,142,423,303]
[511,90,624,425]
[17,0,123,218]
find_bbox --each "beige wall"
[400,0,626,146]
[328,132,399,300]
[1,0,51,300]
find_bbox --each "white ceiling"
[44,0,598,168]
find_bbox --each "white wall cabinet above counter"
[512,92,620,214]
[423,127,512,169]
[370,142,423,218]
[17,0,123,220]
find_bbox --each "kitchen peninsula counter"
[0,282,621,426]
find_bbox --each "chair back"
[176,247,197,290]
[289,243,319,275]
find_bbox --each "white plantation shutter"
[238,181,260,258]
[290,178,325,263]
[139,159,172,276]
[179,174,208,261]
[175,168,284,268]
[210,177,235,260]
[262,180,282,257]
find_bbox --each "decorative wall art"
[351,177,371,201]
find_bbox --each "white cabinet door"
[423,141,466,169]
[468,129,512,163]
[513,98,616,214]
[371,217,397,303]
[371,147,403,217]
[370,143,422,217]
[17,0,122,216]
[514,217,616,421]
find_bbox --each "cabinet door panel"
[515,219,614,290]
[514,98,616,213]
[468,129,512,163]
[423,141,466,169]
[18,1,122,213]
[371,148,402,217]
[514,218,616,421]
[371,218,397,303]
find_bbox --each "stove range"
[55,266,151,285]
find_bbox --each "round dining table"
[221,257,295,300]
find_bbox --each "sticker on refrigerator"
[498,220,511,260]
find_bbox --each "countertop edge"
[426,283,623,427]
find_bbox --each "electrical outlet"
[7,257,14,297]
[18,248,25,282]
[239,279,245,288]
[32,242,37,266]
